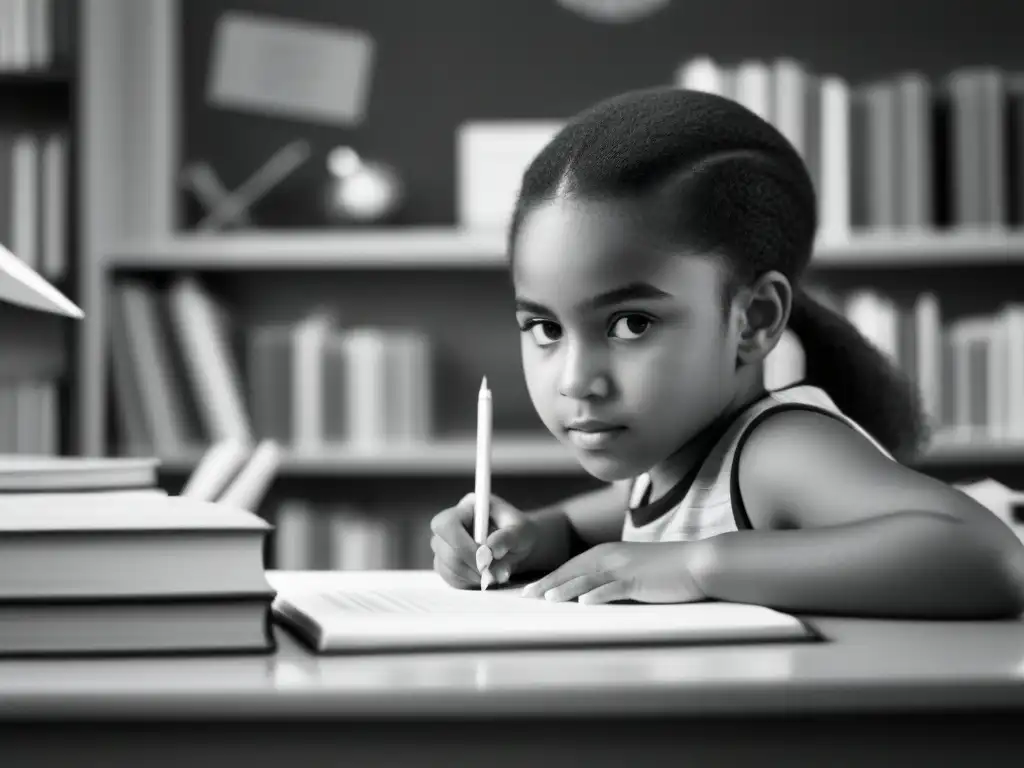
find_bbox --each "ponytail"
[787,287,928,463]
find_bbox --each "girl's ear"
[734,270,792,366]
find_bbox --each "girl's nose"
[557,344,611,400]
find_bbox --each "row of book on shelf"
[110,276,433,459]
[110,274,1023,462]
[675,57,1024,238]
[1,128,69,282]
[767,287,1024,444]
[0,379,59,454]
[248,309,431,452]
[0,0,69,70]
[0,292,66,456]
[273,498,432,572]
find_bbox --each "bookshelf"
[78,0,1024,572]
[0,0,77,460]
[99,228,1024,479]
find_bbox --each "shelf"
[106,228,511,270]
[917,440,1024,467]
[156,435,581,476]
[104,229,1022,271]
[812,230,1019,267]
[0,68,72,85]
[150,435,1024,476]
[0,68,72,121]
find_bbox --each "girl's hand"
[430,492,539,589]
[519,541,708,604]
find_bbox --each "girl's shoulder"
[624,383,896,528]
[756,383,893,461]
[625,383,890,513]
[732,383,909,531]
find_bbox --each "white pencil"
[474,376,493,589]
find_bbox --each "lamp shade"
[0,242,82,318]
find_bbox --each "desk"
[1,570,1023,766]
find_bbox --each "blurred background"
[2,0,1022,571]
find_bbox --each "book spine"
[819,75,850,242]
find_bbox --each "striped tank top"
[622,383,893,542]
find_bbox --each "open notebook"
[271,571,823,653]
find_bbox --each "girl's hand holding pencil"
[430,377,542,590]
[429,493,540,590]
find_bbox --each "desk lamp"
[0,242,82,318]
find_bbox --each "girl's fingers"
[432,535,479,586]
[485,526,521,561]
[434,553,478,590]
[577,580,631,604]
[540,572,612,603]
[429,505,479,574]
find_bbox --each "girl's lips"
[566,426,627,450]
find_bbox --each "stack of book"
[1,220,284,657]
[0,443,281,657]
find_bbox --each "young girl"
[429,86,1024,619]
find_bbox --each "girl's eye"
[610,314,652,340]
[523,320,562,346]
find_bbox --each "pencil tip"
[480,376,488,392]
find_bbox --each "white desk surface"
[1,569,1023,720]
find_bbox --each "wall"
[179,0,1024,228]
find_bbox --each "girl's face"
[511,195,743,483]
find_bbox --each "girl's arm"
[691,411,1024,619]
[517,480,632,575]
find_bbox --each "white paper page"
[277,582,811,651]
[302,586,796,622]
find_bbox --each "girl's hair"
[508,86,927,462]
